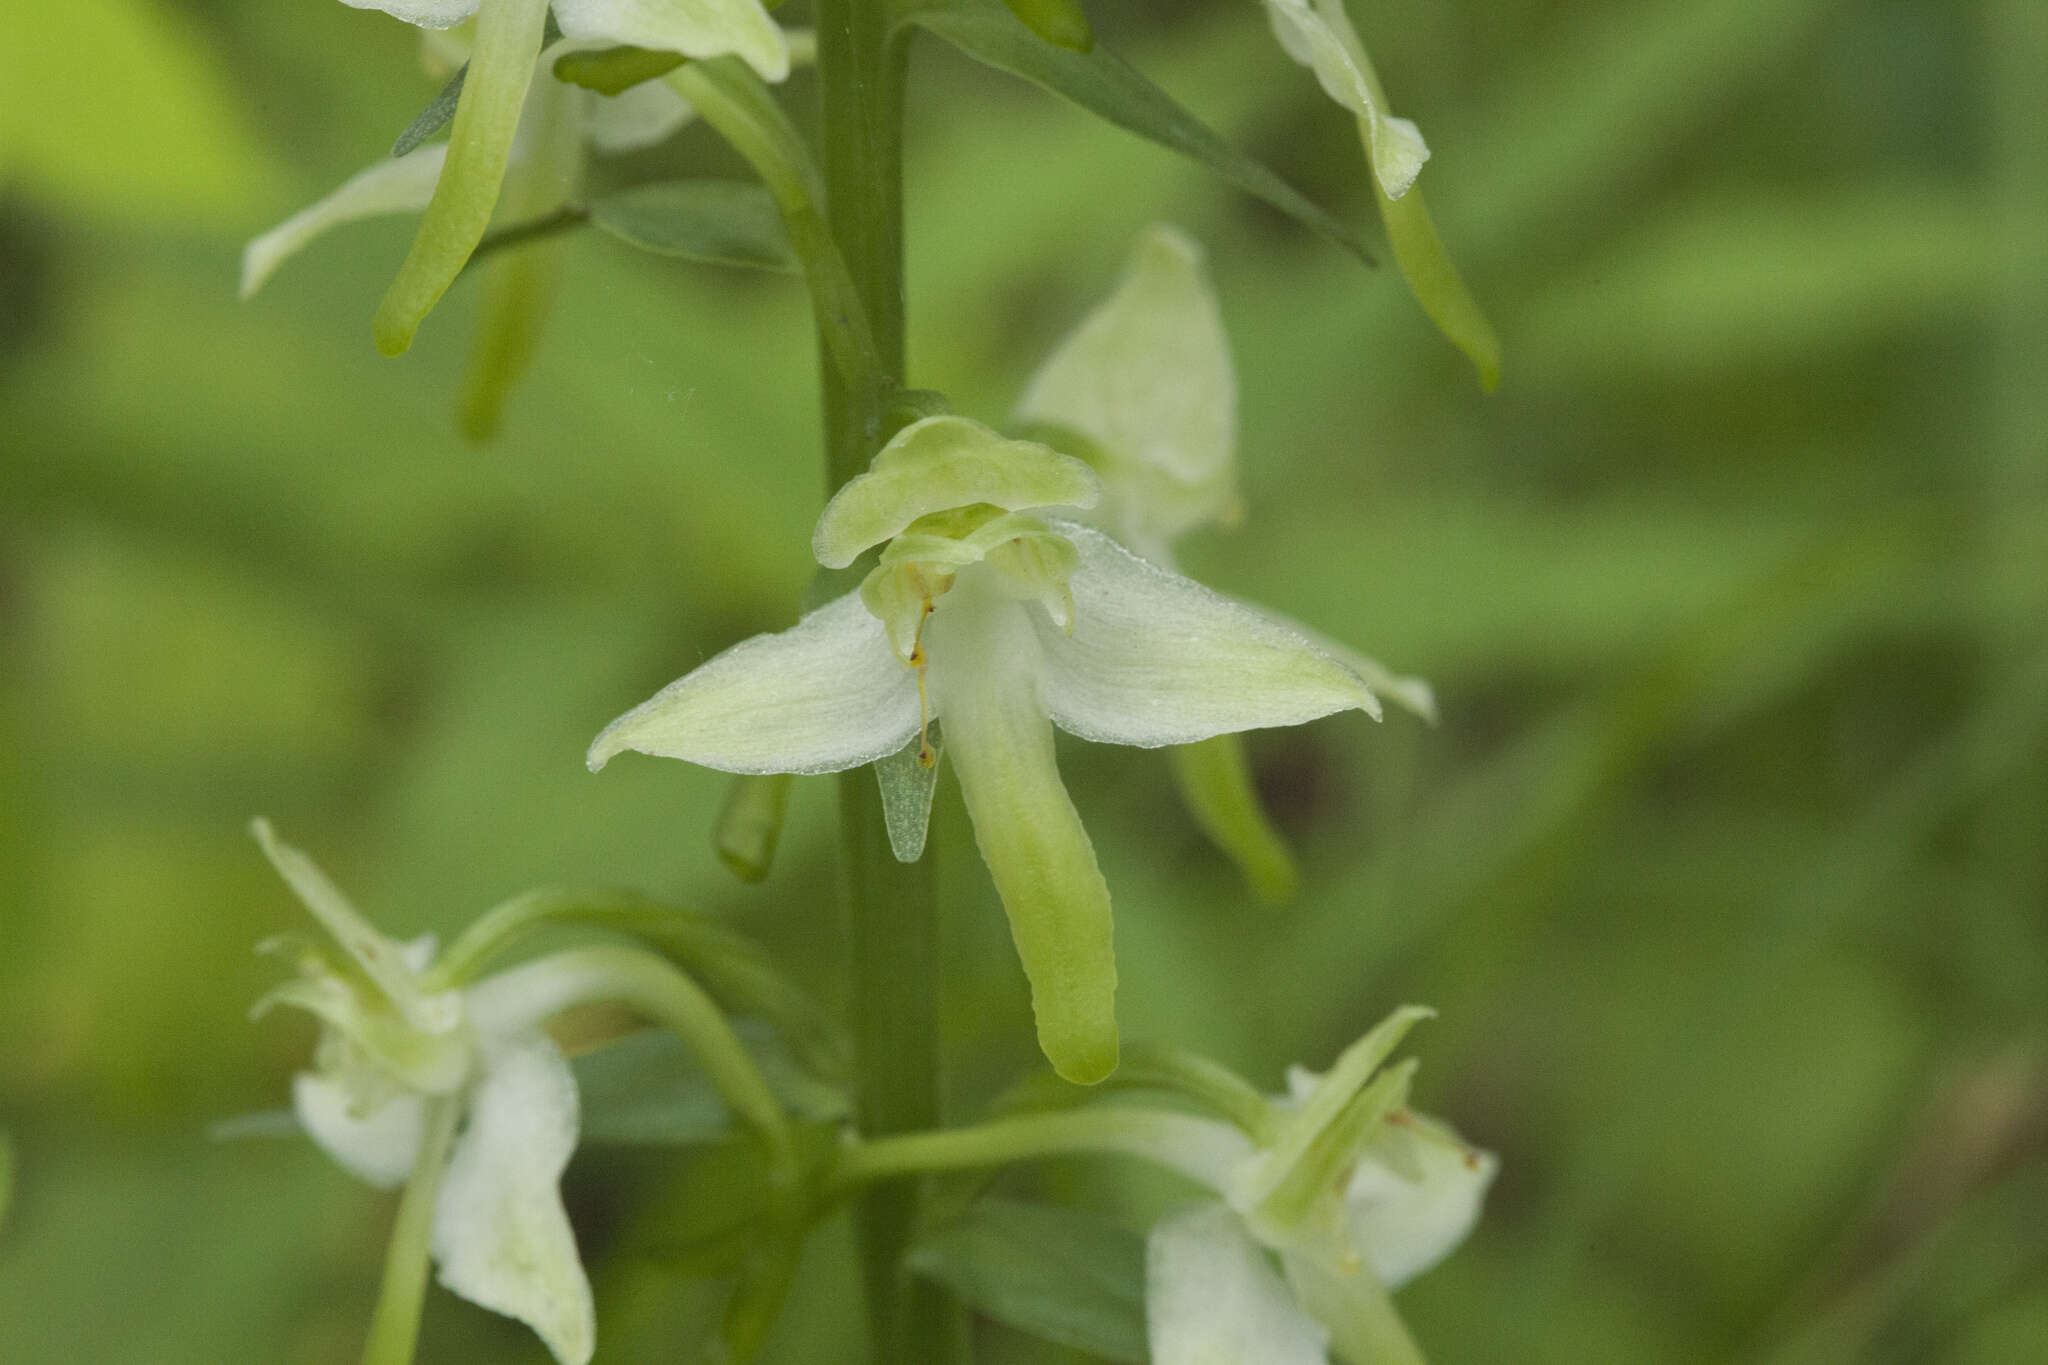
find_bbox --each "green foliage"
[908,1199,1148,1361]
[588,180,800,273]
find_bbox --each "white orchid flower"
[1145,1007,1497,1364]
[587,414,1381,1084]
[240,17,777,302]
[290,0,787,353]
[248,819,597,1363]
[1255,0,1501,389]
[1015,224,1434,898]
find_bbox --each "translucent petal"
[1262,0,1429,198]
[338,0,478,28]
[553,0,789,81]
[249,820,464,1036]
[813,417,1101,569]
[1037,524,1381,748]
[293,1072,425,1190]
[875,728,941,863]
[1251,609,1436,724]
[586,589,921,776]
[374,0,551,355]
[586,77,697,154]
[1146,1205,1330,1365]
[1015,225,1239,547]
[925,576,1118,1084]
[1347,1113,1497,1289]
[432,1032,594,1365]
[240,145,448,299]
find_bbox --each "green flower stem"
[360,1097,461,1365]
[426,886,846,1080]
[466,944,799,1190]
[1281,1249,1427,1365]
[1106,1044,1279,1141]
[826,1107,1247,1198]
[812,2,952,1359]
[667,60,881,387]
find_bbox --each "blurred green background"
[3,0,2046,1360]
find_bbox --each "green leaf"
[1001,0,1094,53]
[0,1131,14,1235]
[588,179,801,273]
[552,44,688,97]
[392,63,467,158]
[574,1022,848,1145]
[903,0,1375,264]
[907,1198,1149,1362]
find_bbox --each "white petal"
[338,0,478,29]
[249,820,464,1035]
[1036,524,1381,748]
[239,145,448,299]
[1263,0,1429,199]
[552,0,790,82]
[1346,1114,1497,1289]
[586,78,697,153]
[292,1072,426,1190]
[1147,1205,1330,1365]
[586,589,921,776]
[1249,610,1436,724]
[1016,225,1239,548]
[432,1032,594,1365]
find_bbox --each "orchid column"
[811,2,952,1360]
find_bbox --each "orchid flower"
[586,414,1381,1083]
[248,820,793,1365]
[1145,1007,1496,1364]
[1257,0,1501,389]
[290,0,788,354]
[1015,224,1434,897]
[240,16,801,303]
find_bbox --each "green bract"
[588,415,1381,1083]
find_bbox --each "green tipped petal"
[927,581,1118,1084]
[1169,735,1298,903]
[1264,0,1500,389]
[240,145,447,300]
[373,0,551,356]
[813,416,1101,569]
[1375,179,1502,391]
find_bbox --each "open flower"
[314,0,787,354]
[1257,0,1500,389]
[1146,1008,1496,1363]
[1015,223,1434,898]
[587,415,1380,1083]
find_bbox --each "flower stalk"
[812,2,953,1359]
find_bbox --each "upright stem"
[814,4,954,1362]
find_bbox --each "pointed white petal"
[292,1072,426,1189]
[432,1032,594,1365]
[249,820,464,1035]
[338,0,478,28]
[553,0,790,82]
[1347,1114,1497,1289]
[586,78,697,153]
[240,145,448,299]
[1263,0,1429,199]
[1036,524,1380,748]
[587,589,920,776]
[1232,606,1435,723]
[1016,225,1239,548]
[1147,1205,1330,1365]
[925,578,1118,1085]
